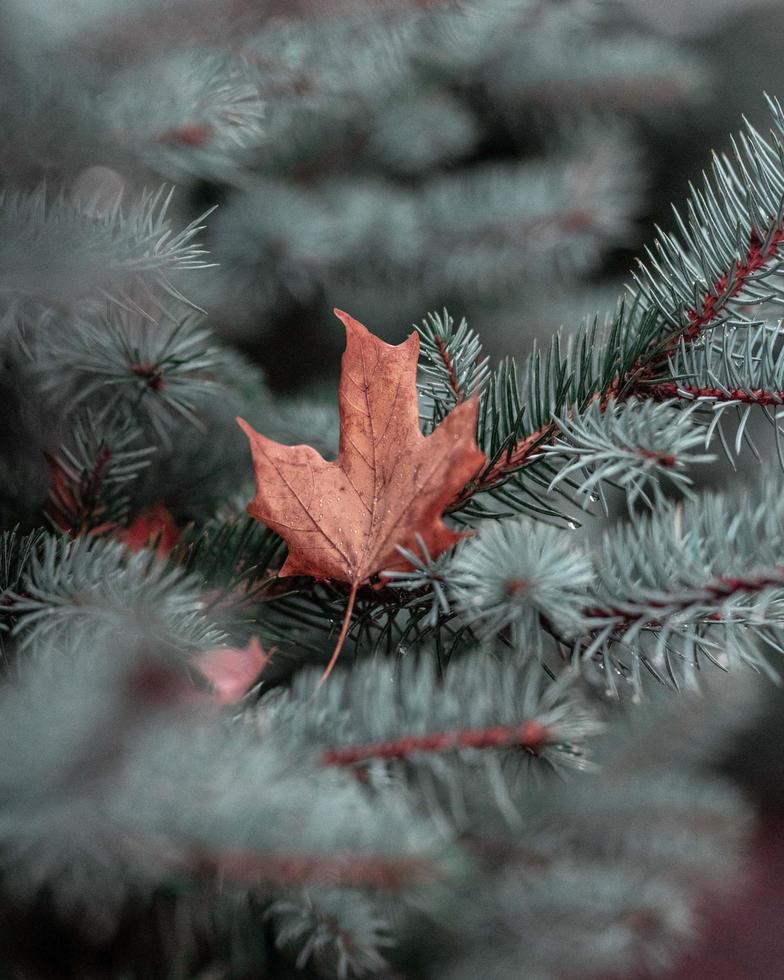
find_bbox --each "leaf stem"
[317,580,359,687]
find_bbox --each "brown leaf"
[237,310,485,680]
[237,309,485,588]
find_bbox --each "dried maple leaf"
[237,309,486,682]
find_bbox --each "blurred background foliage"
[4,0,782,394]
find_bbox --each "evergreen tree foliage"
[1,0,707,352]
[0,1,779,978]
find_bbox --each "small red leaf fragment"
[158,123,212,147]
[118,504,180,556]
[196,636,272,704]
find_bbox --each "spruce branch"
[267,889,393,980]
[6,535,225,653]
[580,486,784,692]
[0,184,212,315]
[0,528,46,644]
[646,324,784,459]
[35,309,226,436]
[382,535,452,628]
[652,381,784,406]
[276,655,603,781]
[320,719,552,767]
[448,518,593,648]
[633,96,784,341]
[176,513,286,605]
[419,131,642,296]
[0,2,769,976]
[0,634,439,931]
[437,99,784,515]
[75,0,449,64]
[445,307,659,517]
[544,398,714,510]
[417,310,490,431]
[189,849,437,891]
[488,34,704,111]
[105,52,266,183]
[0,528,45,596]
[43,412,155,536]
[211,130,640,325]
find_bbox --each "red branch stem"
[449,424,552,509]
[46,446,113,536]
[649,382,784,406]
[190,849,437,890]
[434,336,462,402]
[682,228,784,340]
[583,565,784,629]
[321,719,549,766]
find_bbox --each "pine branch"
[189,850,437,890]
[543,398,713,510]
[0,184,213,315]
[106,53,266,183]
[578,484,784,693]
[321,719,550,766]
[275,655,603,780]
[268,889,393,980]
[417,310,489,431]
[633,96,784,341]
[43,412,155,536]
[6,535,225,653]
[35,309,226,436]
